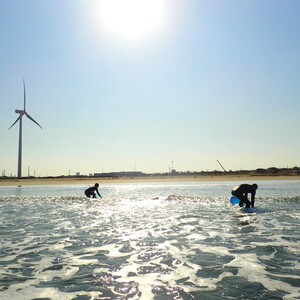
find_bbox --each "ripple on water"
[0,184,300,299]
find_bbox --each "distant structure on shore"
[8,80,42,178]
[91,166,300,179]
[1,167,299,180]
[216,160,227,172]
[93,171,145,178]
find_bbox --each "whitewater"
[0,180,300,299]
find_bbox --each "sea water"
[0,180,300,300]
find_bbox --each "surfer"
[84,183,102,198]
[231,183,258,208]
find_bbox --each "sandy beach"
[0,174,299,187]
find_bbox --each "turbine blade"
[25,113,42,129]
[23,79,26,111]
[8,116,21,130]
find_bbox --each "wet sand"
[0,174,299,187]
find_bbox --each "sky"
[0,0,299,177]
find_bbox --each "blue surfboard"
[241,207,256,213]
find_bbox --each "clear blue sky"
[0,0,299,177]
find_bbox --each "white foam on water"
[227,253,300,296]
[1,182,300,299]
[0,285,101,300]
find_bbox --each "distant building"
[93,171,145,178]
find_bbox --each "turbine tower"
[9,80,42,178]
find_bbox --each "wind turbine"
[9,80,42,178]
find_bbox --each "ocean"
[0,180,300,300]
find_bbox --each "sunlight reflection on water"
[0,181,300,299]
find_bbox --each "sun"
[99,0,166,39]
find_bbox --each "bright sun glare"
[99,0,166,39]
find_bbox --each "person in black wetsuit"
[231,183,258,208]
[84,183,102,198]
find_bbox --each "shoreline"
[0,174,299,187]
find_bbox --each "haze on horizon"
[0,0,299,177]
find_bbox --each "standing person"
[84,183,102,198]
[231,183,258,208]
